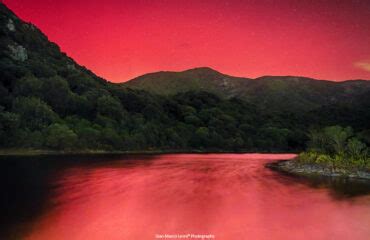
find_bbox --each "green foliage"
[100,127,123,150]
[300,126,370,170]
[44,123,78,150]
[308,126,354,155]
[40,76,72,115]
[0,111,20,146]
[324,126,353,155]
[97,95,125,121]
[259,127,291,150]
[12,97,57,131]
[14,74,42,97]
[184,115,202,126]
[307,129,327,153]
[347,138,367,158]
[191,127,210,148]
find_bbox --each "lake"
[0,153,369,240]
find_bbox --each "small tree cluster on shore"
[299,126,369,170]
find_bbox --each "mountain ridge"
[123,67,370,112]
[126,66,370,83]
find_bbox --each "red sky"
[4,0,370,82]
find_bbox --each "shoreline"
[0,148,299,156]
[266,159,370,180]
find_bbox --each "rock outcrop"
[8,43,27,61]
[266,160,370,180]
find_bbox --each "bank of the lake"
[267,158,370,180]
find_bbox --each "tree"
[28,58,57,77]
[12,97,57,131]
[165,127,186,148]
[0,84,12,108]
[260,127,291,149]
[14,129,44,148]
[44,123,78,150]
[307,128,327,153]
[190,127,210,148]
[64,116,101,148]
[179,105,196,118]
[347,138,367,158]
[184,115,202,126]
[67,94,95,118]
[41,75,72,115]
[100,127,123,149]
[97,95,125,121]
[65,72,98,94]
[324,126,353,155]
[0,111,20,146]
[14,74,42,97]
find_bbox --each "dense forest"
[0,3,369,152]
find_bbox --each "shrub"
[302,126,369,170]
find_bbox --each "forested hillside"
[0,3,369,152]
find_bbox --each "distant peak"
[182,67,221,74]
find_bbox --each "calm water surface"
[1,153,369,240]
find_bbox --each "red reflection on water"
[25,154,370,240]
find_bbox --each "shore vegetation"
[298,126,370,171]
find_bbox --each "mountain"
[124,67,250,97]
[124,68,370,112]
[0,3,109,103]
[0,2,369,153]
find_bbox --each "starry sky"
[4,0,370,82]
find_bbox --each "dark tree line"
[0,72,308,152]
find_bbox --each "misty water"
[1,154,370,240]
